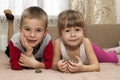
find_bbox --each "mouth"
[69,39,78,41]
[28,39,37,43]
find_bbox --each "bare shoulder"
[83,37,93,48]
[54,38,61,57]
[55,38,60,45]
[83,37,91,44]
[54,38,61,48]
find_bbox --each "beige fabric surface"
[48,24,120,48]
[0,24,120,80]
[0,51,120,80]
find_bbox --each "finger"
[58,62,67,71]
[19,61,23,65]
[20,53,27,61]
[67,63,76,72]
[19,54,25,63]
[60,67,67,72]
[60,60,67,63]
[19,62,26,67]
[19,57,23,63]
[75,56,82,63]
[20,53,26,58]
[59,60,64,63]
[58,62,67,68]
[23,35,29,47]
[20,32,28,48]
[61,63,67,68]
[20,32,25,46]
[68,61,77,67]
[59,60,68,65]
[59,65,68,72]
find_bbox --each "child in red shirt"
[4,6,54,70]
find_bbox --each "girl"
[52,10,119,73]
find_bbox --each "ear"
[19,26,22,32]
[44,28,48,37]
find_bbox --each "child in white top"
[52,10,100,73]
[52,10,120,73]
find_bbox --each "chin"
[28,44,36,48]
[69,42,80,47]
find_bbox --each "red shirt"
[9,33,54,70]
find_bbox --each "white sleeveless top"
[61,40,88,64]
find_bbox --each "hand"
[20,32,33,56]
[57,60,69,72]
[19,53,37,68]
[67,56,83,73]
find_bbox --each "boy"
[4,6,54,70]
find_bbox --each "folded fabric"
[106,46,120,54]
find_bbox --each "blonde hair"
[20,6,48,29]
[57,10,84,35]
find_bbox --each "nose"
[30,31,35,37]
[71,31,76,36]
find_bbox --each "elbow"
[52,63,58,70]
[95,64,100,72]
[96,66,100,72]
[44,61,53,69]
[10,62,23,70]
[11,65,23,70]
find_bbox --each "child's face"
[20,18,47,48]
[61,26,84,47]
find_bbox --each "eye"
[65,28,70,32]
[66,30,70,32]
[25,28,30,31]
[76,29,80,31]
[37,29,41,32]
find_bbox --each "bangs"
[57,10,84,35]
[66,17,84,28]
[65,11,84,28]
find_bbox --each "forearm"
[24,50,33,57]
[52,63,58,70]
[80,64,100,72]
[32,61,45,69]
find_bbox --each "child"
[4,6,54,70]
[52,10,119,73]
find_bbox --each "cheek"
[61,34,66,38]
[78,31,84,37]
[79,34,84,41]
[61,32,68,37]
[23,32,29,37]
[36,34,44,40]
[80,33,84,37]
[20,30,28,37]
[61,35,68,42]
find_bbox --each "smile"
[69,39,78,41]
[28,40,37,43]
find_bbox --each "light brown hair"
[20,6,48,29]
[57,10,84,35]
